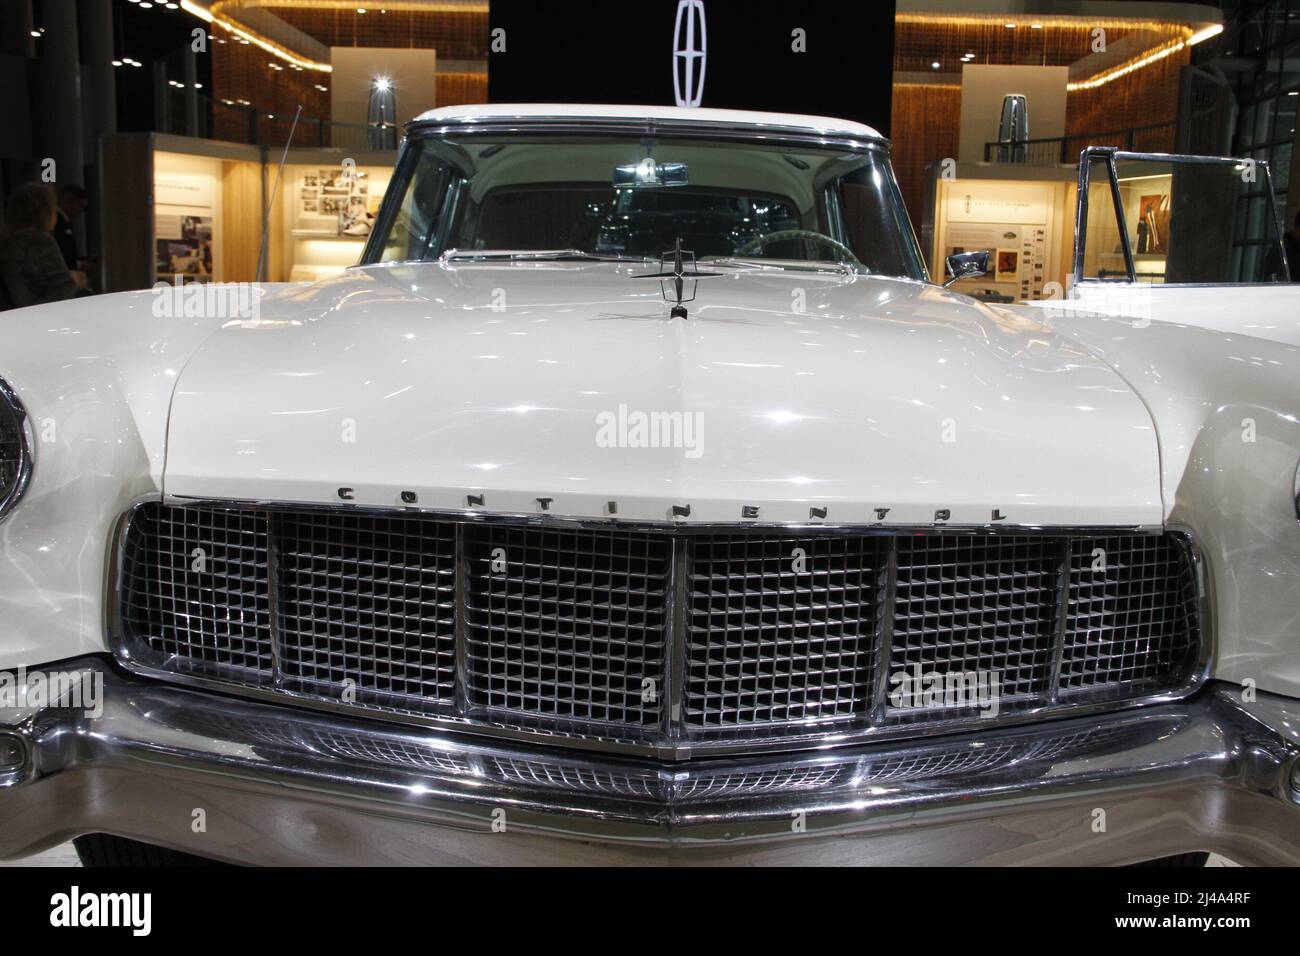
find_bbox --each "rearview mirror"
[943,250,991,287]
[613,158,689,189]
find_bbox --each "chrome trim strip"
[1047,537,1070,704]
[108,496,1211,762]
[3,663,1296,865]
[0,377,34,523]
[665,535,688,746]
[869,536,897,725]
[162,493,1166,536]
[453,523,469,717]
[266,511,284,691]
[403,116,891,152]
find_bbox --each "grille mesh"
[464,525,669,728]
[1060,535,1199,690]
[117,503,1202,753]
[120,505,273,682]
[891,536,1060,703]
[686,534,886,729]
[277,511,457,707]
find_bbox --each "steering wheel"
[735,229,865,270]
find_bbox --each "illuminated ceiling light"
[1031,23,1043,29]
[1188,24,1225,45]
[140,1,153,7]
[930,61,940,69]
[112,59,122,66]
[373,76,392,91]
[1004,22,1016,29]
[1067,36,1188,91]
[184,1,331,72]
[29,30,40,37]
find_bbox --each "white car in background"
[1,105,1298,866]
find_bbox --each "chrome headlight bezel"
[0,377,33,522]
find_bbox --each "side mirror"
[943,250,991,288]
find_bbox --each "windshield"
[366,130,927,279]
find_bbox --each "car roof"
[409,103,885,141]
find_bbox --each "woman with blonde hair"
[0,182,86,310]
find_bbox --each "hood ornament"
[634,237,721,319]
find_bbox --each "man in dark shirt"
[54,183,88,270]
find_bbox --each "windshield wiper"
[440,248,656,263]
[705,256,862,275]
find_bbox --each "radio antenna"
[256,104,303,284]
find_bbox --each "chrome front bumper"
[1,659,1298,865]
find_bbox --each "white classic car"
[2,104,1300,866]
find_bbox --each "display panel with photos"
[297,167,382,237]
[155,214,214,281]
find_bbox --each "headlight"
[0,377,32,521]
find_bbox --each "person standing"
[0,183,86,310]
[54,183,89,271]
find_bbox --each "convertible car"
[2,104,1299,866]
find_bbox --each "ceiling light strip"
[181,0,332,72]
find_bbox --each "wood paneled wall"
[221,159,264,283]
[435,71,487,108]
[1066,49,1189,140]
[891,83,961,224]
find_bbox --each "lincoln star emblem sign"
[635,237,721,319]
[673,0,707,108]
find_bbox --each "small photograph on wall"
[156,214,214,280]
[996,248,1020,279]
[320,168,350,195]
[1138,194,1169,254]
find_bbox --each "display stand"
[100,133,396,292]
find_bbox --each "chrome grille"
[1060,535,1200,690]
[276,511,457,707]
[686,534,885,730]
[119,505,273,681]
[890,536,1059,702]
[116,502,1203,757]
[464,525,668,728]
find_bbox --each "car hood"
[163,261,1163,526]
